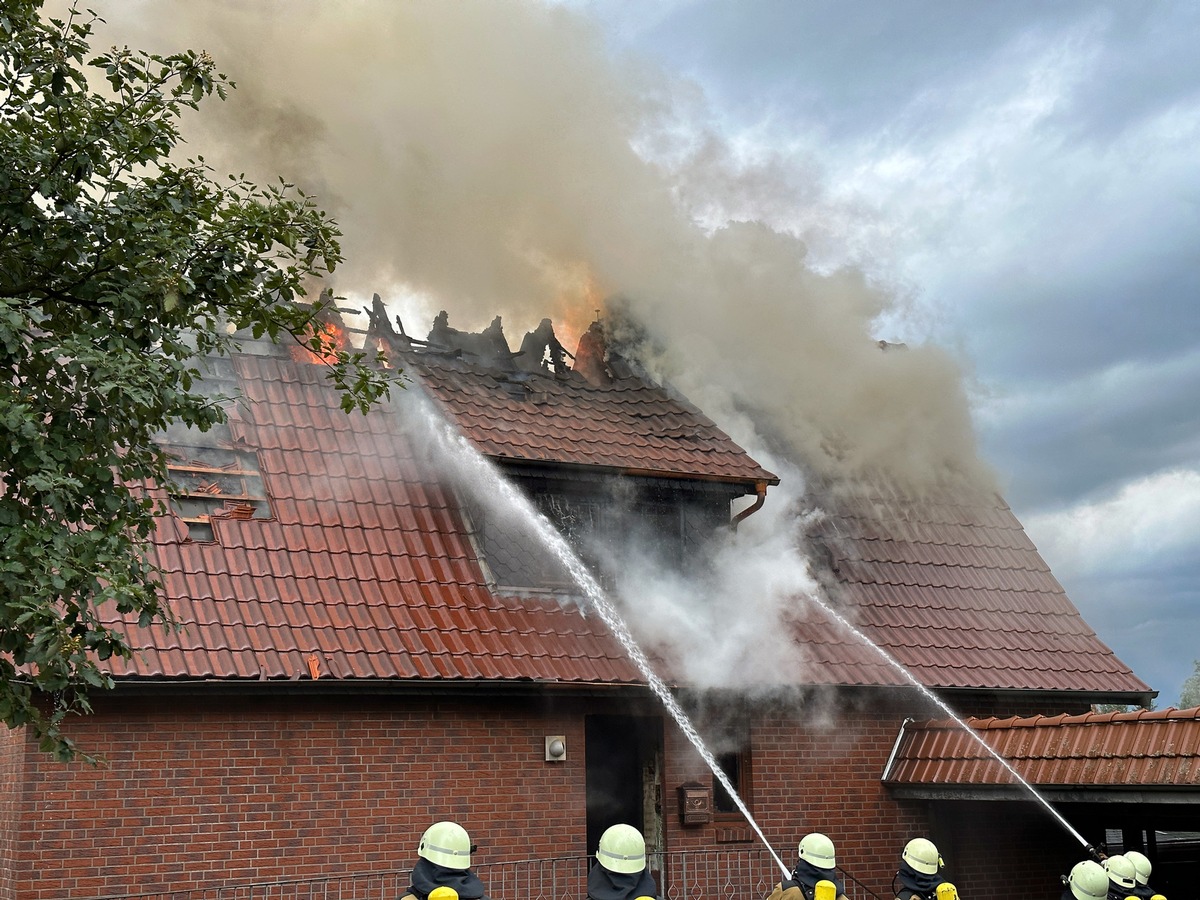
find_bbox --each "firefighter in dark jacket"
[1104,855,1140,900]
[893,838,957,900]
[1061,859,1111,900]
[400,821,489,900]
[587,824,658,900]
[1123,851,1166,900]
[764,833,849,900]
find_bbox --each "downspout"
[730,481,768,532]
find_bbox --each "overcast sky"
[577,0,1200,706]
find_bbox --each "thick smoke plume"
[99,0,990,492]
[93,1,996,688]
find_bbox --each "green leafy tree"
[1093,700,1157,714]
[1179,659,1200,709]
[1,1,396,758]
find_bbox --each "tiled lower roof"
[882,707,1200,788]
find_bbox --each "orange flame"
[291,319,348,365]
[549,262,607,355]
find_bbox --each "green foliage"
[1,0,398,759]
[1093,700,1157,714]
[1179,659,1200,710]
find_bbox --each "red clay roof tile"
[110,347,1150,700]
[405,352,778,486]
[807,481,1148,696]
[884,708,1200,788]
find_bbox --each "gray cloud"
[586,0,1200,705]
[979,349,1200,508]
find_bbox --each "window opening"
[467,474,731,594]
[713,749,750,816]
[165,441,271,542]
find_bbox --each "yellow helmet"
[1067,860,1109,900]
[1104,855,1137,891]
[1124,850,1151,887]
[597,824,646,874]
[429,889,459,900]
[798,833,836,870]
[903,838,941,875]
[418,821,472,870]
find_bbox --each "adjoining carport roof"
[882,707,1200,803]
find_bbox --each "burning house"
[1,306,1196,900]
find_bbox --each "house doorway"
[585,715,665,878]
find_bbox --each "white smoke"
[88,0,996,691]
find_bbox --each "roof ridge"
[944,706,1200,731]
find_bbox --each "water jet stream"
[408,391,1089,873]
[409,396,792,879]
[810,597,1091,850]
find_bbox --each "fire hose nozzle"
[1085,844,1103,862]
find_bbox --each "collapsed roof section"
[371,306,779,488]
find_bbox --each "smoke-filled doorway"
[585,715,665,880]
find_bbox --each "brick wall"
[0,724,30,900]
[11,685,1115,900]
[15,692,592,899]
[664,688,936,898]
[657,687,1106,900]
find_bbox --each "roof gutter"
[731,480,768,531]
[106,677,662,701]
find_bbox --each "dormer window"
[466,470,732,594]
[165,442,271,542]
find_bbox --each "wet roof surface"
[113,354,639,684]
[806,485,1150,695]
[111,347,1148,697]
[884,707,1200,787]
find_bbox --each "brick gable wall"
[15,693,593,899]
[11,687,1107,899]
[0,725,29,900]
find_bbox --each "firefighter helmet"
[1124,850,1151,886]
[597,824,646,874]
[1067,860,1109,900]
[429,889,459,900]
[1104,855,1137,891]
[798,833,837,870]
[1104,854,1132,892]
[418,821,472,870]
[902,838,941,875]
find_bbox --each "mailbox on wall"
[677,781,712,825]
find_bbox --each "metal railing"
[88,848,878,900]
